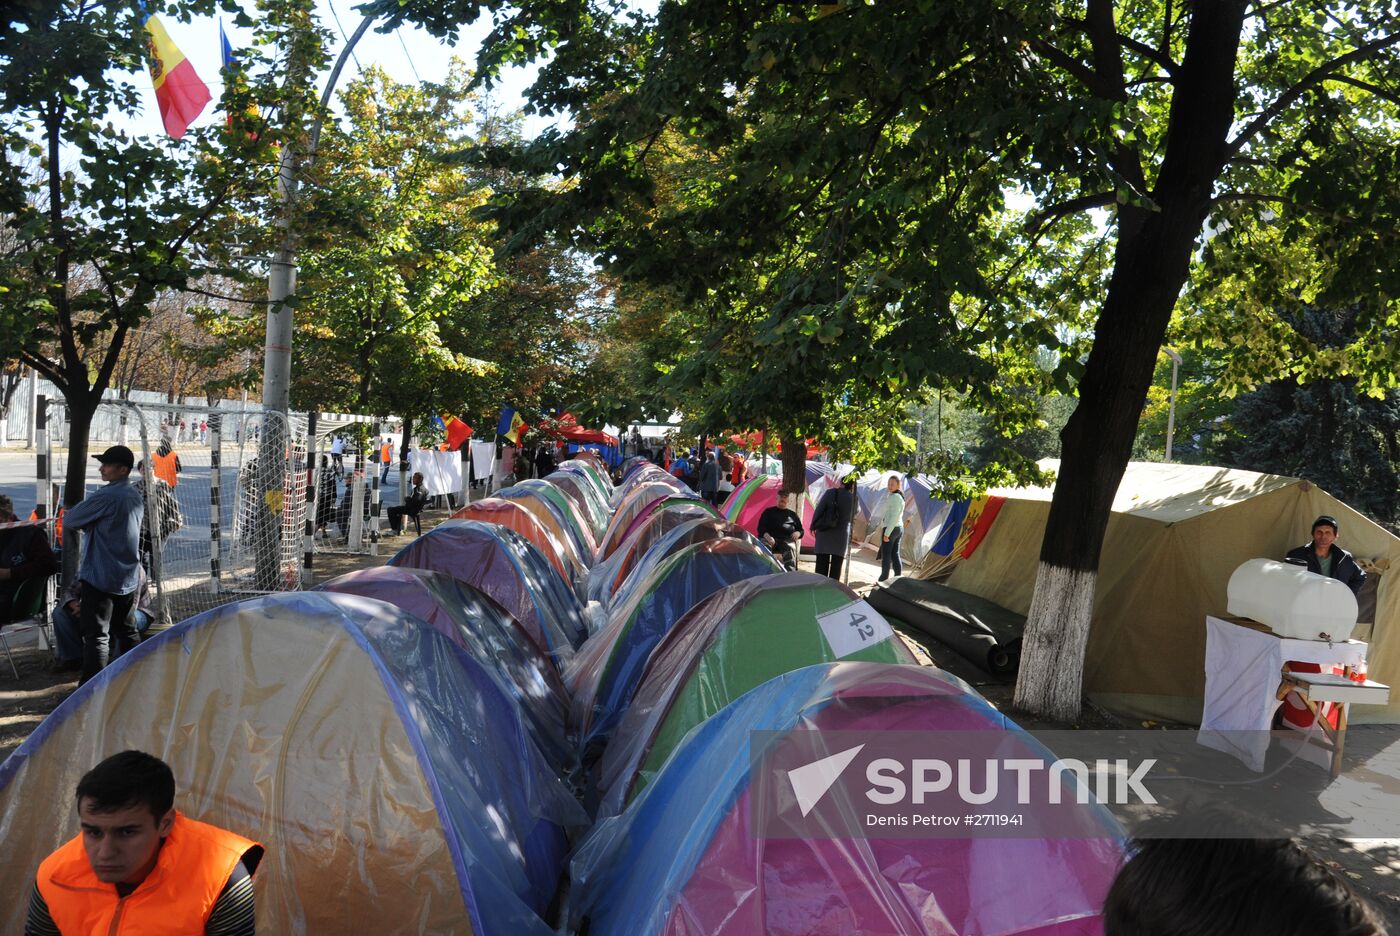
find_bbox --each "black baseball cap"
[1312,515,1339,534]
[92,445,135,469]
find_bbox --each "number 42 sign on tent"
[817,600,894,658]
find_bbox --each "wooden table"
[1278,671,1391,778]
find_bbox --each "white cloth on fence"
[469,440,497,482]
[407,449,464,497]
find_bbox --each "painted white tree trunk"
[1014,562,1099,722]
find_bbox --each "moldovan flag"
[954,495,1007,559]
[497,407,527,444]
[442,414,472,451]
[144,13,211,139]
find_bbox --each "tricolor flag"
[434,414,473,451]
[143,12,211,139]
[497,407,527,444]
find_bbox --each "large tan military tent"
[943,460,1400,724]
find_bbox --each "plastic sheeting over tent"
[450,497,582,586]
[586,502,721,605]
[597,573,918,814]
[723,475,817,549]
[612,463,689,508]
[499,480,600,563]
[572,662,1123,936]
[557,458,613,502]
[544,469,611,539]
[317,566,573,770]
[599,484,708,560]
[609,519,770,616]
[946,459,1400,724]
[388,520,586,663]
[567,539,782,750]
[0,592,585,935]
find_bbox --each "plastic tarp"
[612,464,690,509]
[543,469,611,539]
[317,566,574,771]
[498,481,599,564]
[722,475,817,549]
[586,506,736,607]
[609,519,770,616]
[557,458,613,502]
[571,662,1123,936]
[450,497,582,586]
[0,592,586,935]
[598,573,918,814]
[621,455,651,483]
[599,483,704,560]
[566,539,783,751]
[485,492,593,581]
[902,474,957,563]
[387,520,586,663]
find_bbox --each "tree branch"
[1026,191,1117,236]
[1324,73,1400,106]
[20,350,65,388]
[1227,32,1400,159]
[1210,191,1286,207]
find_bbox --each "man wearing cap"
[1285,515,1366,595]
[61,445,145,685]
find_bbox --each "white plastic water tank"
[1226,558,1358,641]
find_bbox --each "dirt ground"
[4,517,1397,927]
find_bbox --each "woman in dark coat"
[811,476,856,580]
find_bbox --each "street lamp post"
[1163,347,1182,462]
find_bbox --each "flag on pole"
[219,18,235,69]
[435,414,472,451]
[497,407,527,444]
[143,12,211,139]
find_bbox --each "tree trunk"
[60,389,98,586]
[780,430,806,494]
[399,414,415,499]
[1014,1,1248,721]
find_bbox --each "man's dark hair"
[1313,514,1340,534]
[1104,837,1386,936]
[777,489,790,497]
[75,750,175,821]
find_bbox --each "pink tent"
[722,475,817,549]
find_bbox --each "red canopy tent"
[538,412,619,447]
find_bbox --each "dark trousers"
[79,584,140,685]
[387,504,413,534]
[878,527,903,581]
[773,540,797,571]
[815,553,844,580]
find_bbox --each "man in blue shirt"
[62,445,145,685]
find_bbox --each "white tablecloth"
[1197,615,1366,771]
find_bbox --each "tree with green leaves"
[0,0,314,581]
[373,0,1400,718]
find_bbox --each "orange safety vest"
[27,507,63,546]
[151,451,179,488]
[381,442,392,464]
[38,812,260,936]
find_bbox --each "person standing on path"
[877,474,905,583]
[61,445,144,685]
[699,451,721,506]
[811,476,856,580]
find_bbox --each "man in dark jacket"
[0,494,59,617]
[1285,515,1366,595]
[757,490,804,571]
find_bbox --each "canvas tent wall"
[944,460,1400,724]
[0,592,584,934]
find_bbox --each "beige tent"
[944,460,1400,724]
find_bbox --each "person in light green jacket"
[878,475,905,582]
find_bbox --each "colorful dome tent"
[723,475,818,549]
[0,592,584,935]
[571,662,1123,936]
[620,455,651,482]
[945,459,1400,724]
[612,464,689,508]
[498,481,599,563]
[317,566,573,770]
[450,497,582,586]
[557,457,613,502]
[567,539,783,751]
[544,469,610,539]
[608,519,769,615]
[387,521,587,663]
[598,483,707,560]
[586,505,735,606]
[597,573,918,814]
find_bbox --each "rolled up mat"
[866,577,1023,675]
